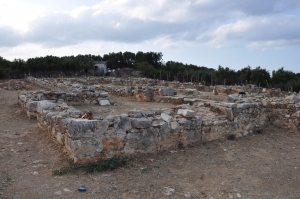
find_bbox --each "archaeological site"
[1,76,298,162]
[1,76,300,198]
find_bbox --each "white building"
[94,61,107,74]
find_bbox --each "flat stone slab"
[99,99,110,106]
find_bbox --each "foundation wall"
[19,93,202,163]
[17,77,300,163]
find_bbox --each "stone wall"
[19,92,202,163]
[198,97,300,142]
[19,89,300,163]
[17,77,300,163]
[26,77,186,104]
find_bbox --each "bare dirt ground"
[1,86,300,199]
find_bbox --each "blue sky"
[0,0,300,73]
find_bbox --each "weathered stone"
[67,107,82,117]
[177,109,195,117]
[194,116,202,126]
[37,100,56,114]
[285,94,300,101]
[99,99,110,106]
[243,130,249,136]
[160,87,175,96]
[94,90,100,97]
[19,95,27,102]
[37,93,45,100]
[26,101,39,112]
[103,137,124,150]
[228,94,239,103]
[184,89,196,95]
[237,103,253,109]
[151,120,166,128]
[114,114,132,139]
[100,92,109,98]
[161,112,172,122]
[170,122,180,131]
[178,118,193,130]
[67,119,109,138]
[131,118,152,129]
[46,112,57,124]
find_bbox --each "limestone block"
[26,101,39,112]
[37,93,45,100]
[220,102,237,109]
[100,92,109,98]
[160,87,175,96]
[177,109,195,117]
[185,129,201,143]
[67,107,82,117]
[202,124,230,142]
[57,102,69,109]
[123,130,140,154]
[161,112,172,122]
[285,94,300,101]
[152,120,166,127]
[170,122,180,131]
[94,90,100,97]
[102,137,124,150]
[67,119,109,138]
[99,99,110,106]
[46,112,57,125]
[114,114,132,139]
[131,118,152,129]
[178,118,193,130]
[37,100,56,114]
[124,127,159,152]
[228,94,239,103]
[19,95,27,102]
[159,122,171,135]
[140,128,159,151]
[237,103,253,110]
[194,116,202,126]
[56,117,70,133]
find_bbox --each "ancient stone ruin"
[9,76,300,163]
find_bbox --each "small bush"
[255,129,263,134]
[227,134,236,141]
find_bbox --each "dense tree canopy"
[0,52,299,92]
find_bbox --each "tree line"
[0,51,300,91]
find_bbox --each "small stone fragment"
[163,187,175,196]
[53,191,62,196]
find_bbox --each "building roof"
[94,61,107,64]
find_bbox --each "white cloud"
[70,6,90,18]
[247,39,300,50]
[201,15,300,49]
[1,0,300,56]
[0,0,44,32]
[201,19,253,48]
[91,0,193,23]
[194,0,212,5]
[151,36,194,49]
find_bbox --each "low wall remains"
[19,92,202,163]
[18,89,300,163]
